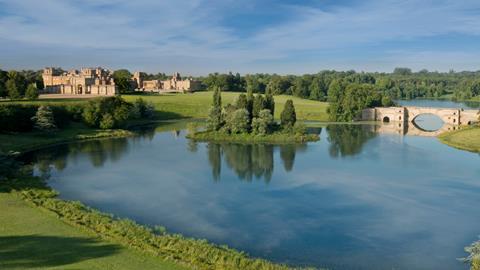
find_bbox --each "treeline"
[0,69,44,99]
[0,96,154,133]
[199,68,480,101]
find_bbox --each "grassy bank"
[123,92,330,121]
[0,122,134,153]
[438,126,480,153]
[188,130,319,144]
[0,193,187,270]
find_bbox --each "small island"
[188,87,319,143]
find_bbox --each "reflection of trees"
[207,143,222,181]
[25,138,130,176]
[205,142,305,182]
[327,125,377,158]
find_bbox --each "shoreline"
[1,122,294,270]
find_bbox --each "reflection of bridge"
[373,122,459,137]
[362,106,479,125]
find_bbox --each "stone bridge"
[362,106,479,126]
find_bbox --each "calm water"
[24,119,480,270]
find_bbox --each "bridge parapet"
[361,106,479,126]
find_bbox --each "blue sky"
[0,0,479,75]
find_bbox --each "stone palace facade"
[132,72,201,93]
[42,67,118,96]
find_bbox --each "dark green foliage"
[99,114,115,129]
[0,70,7,98]
[280,99,296,128]
[252,95,266,118]
[31,106,57,131]
[235,94,248,110]
[25,83,39,100]
[226,109,249,134]
[82,97,132,129]
[381,95,394,107]
[131,98,155,119]
[113,69,133,93]
[6,79,20,100]
[264,89,275,116]
[203,72,245,91]
[252,109,274,135]
[207,87,223,131]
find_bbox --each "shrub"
[99,114,115,129]
[31,106,57,131]
[131,98,155,119]
[82,96,132,129]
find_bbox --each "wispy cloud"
[0,0,479,73]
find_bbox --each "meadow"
[438,126,480,153]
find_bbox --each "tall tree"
[280,99,296,128]
[207,87,223,130]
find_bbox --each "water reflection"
[326,125,377,158]
[204,143,308,182]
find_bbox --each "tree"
[381,95,394,107]
[25,83,39,100]
[281,99,296,128]
[252,94,265,118]
[264,88,275,116]
[5,79,20,99]
[235,94,248,110]
[0,70,7,98]
[207,87,223,130]
[309,77,325,101]
[252,109,274,135]
[228,109,249,134]
[113,69,133,93]
[31,106,57,131]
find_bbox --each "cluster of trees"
[200,68,480,102]
[207,87,297,135]
[328,81,394,121]
[0,97,155,133]
[0,69,43,100]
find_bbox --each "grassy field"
[438,126,480,153]
[125,92,330,121]
[1,92,330,121]
[0,193,187,270]
[0,122,134,153]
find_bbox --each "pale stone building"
[133,72,201,93]
[42,67,118,96]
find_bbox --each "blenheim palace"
[41,67,200,96]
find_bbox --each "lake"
[23,101,480,270]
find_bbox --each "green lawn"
[438,126,480,153]
[123,92,330,121]
[0,193,187,270]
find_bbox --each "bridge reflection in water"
[373,121,459,137]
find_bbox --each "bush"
[252,109,274,135]
[82,96,132,129]
[31,106,57,131]
[131,98,155,119]
[99,114,115,129]
[226,109,249,134]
